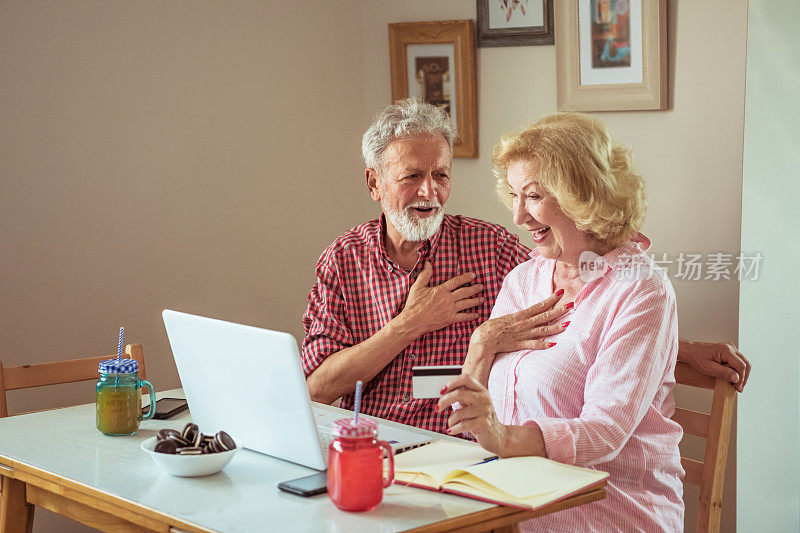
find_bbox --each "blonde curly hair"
[492,113,647,248]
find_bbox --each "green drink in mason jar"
[96,358,156,436]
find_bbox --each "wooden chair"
[672,361,737,533]
[0,343,146,418]
[0,344,146,530]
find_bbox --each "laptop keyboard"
[316,425,333,461]
[313,409,432,460]
[317,426,334,447]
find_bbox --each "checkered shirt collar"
[371,213,446,269]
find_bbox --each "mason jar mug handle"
[138,378,157,420]
[378,440,394,488]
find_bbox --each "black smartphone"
[277,472,328,497]
[144,398,189,420]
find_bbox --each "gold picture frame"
[389,20,478,158]
[555,0,667,111]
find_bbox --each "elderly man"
[301,98,749,434]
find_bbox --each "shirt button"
[408,353,416,362]
[402,394,410,402]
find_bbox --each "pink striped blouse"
[488,234,684,532]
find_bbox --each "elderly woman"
[438,113,684,531]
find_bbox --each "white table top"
[0,389,497,532]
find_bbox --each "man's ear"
[365,168,381,202]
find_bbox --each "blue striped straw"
[117,326,125,362]
[353,380,363,424]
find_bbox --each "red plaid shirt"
[301,214,530,434]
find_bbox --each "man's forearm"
[675,338,750,391]
[306,316,423,404]
[677,339,690,362]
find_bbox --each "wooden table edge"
[3,451,606,533]
[402,485,606,533]
[1,400,607,533]
[0,453,213,533]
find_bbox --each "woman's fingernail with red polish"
[440,386,447,394]
[548,342,557,347]
[555,288,564,296]
[565,302,574,309]
[562,321,570,327]
[445,428,451,434]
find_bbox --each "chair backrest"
[672,360,737,533]
[0,343,146,418]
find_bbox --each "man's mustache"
[406,201,441,210]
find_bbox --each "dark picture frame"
[389,20,478,158]
[477,0,554,47]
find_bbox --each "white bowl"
[141,436,238,477]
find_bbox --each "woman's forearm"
[463,325,500,386]
[498,423,548,458]
[463,352,493,386]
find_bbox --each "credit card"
[412,365,461,399]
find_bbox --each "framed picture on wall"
[477,0,555,47]
[555,0,667,111]
[388,20,478,158]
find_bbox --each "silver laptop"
[162,309,432,470]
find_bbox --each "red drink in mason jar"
[327,418,394,512]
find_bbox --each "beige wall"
[1,0,368,409]
[361,1,747,531]
[2,0,747,531]
[1,2,366,529]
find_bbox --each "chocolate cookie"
[153,422,236,455]
[206,439,220,453]
[182,423,199,444]
[176,446,203,455]
[157,428,181,441]
[214,431,236,451]
[166,433,190,447]
[154,439,180,454]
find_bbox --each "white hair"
[361,98,455,170]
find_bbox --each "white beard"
[382,199,445,242]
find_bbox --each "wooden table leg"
[0,477,33,533]
[25,502,35,533]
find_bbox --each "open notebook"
[390,440,609,510]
